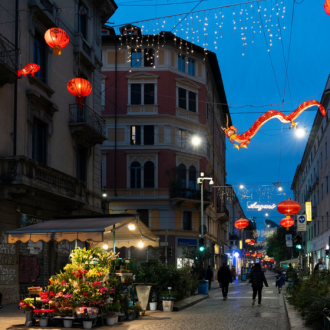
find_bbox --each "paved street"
[1,272,289,330]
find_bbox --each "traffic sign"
[297,214,307,232]
[285,234,293,247]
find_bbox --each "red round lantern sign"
[277,198,301,216]
[257,253,263,257]
[325,0,330,15]
[245,252,250,257]
[44,28,69,55]
[280,217,294,231]
[235,219,249,231]
[245,239,252,244]
[67,78,92,109]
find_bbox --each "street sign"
[306,201,312,221]
[256,258,259,262]
[285,234,293,247]
[297,214,307,231]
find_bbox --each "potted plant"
[162,287,176,312]
[19,299,35,326]
[103,304,116,326]
[132,302,143,319]
[28,286,43,295]
[33,308,55,327]
[126,309,135,321]
[149,292,158,311]
[112,302,121,324]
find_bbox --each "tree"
[265,226,299,262]
[182,246,212,279]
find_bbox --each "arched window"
[144,161,155,188]
[178,164,186,188]
[188,166,196,190]
[131,161,141,188]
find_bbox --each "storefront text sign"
[247,202,276,211]
[306,202,312,221]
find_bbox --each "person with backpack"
[275,271,285,294]
[250,263,268,306]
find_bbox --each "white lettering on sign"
[247,202,276,211]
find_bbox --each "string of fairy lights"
[109,0,287,60]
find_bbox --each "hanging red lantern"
[257,253,263,257]
[280,217,295,231]
[245,252,250,256]
[17,63,40,77]
[277,198,301,216]
[235,219,249,232]
[247,239,255,245]
[44,28,69,55]
[67,78,92,109]
[325,0,330,15]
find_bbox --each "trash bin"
[198,280,209,295]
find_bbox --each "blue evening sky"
[109,0,330,234]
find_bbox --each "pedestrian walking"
[314,259,326,272]
[206,265,213,290]
[231,265,236,281]
[217,263,232,300]
[250,263,268,306]
[275,271,285,294]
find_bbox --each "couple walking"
[217,263,268,305]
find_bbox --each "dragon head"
[222,126,238,140]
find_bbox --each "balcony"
[170,187,212,210]
[69,104,107,145]
[216,204,230,225]
[28,0,56,26]
[74,34,95,71]
[0,34,19,87]
[0,156,86,210]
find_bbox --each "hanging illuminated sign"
[247,202,276,211]
[306,201,312,221]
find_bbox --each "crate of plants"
[28,286,43,295]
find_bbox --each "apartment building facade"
[101,25,231,272]
[0,0,117,304]
[291,75,330,271]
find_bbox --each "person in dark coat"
[250,263,268,306]
[231,266,236,281]
[206,265,213,290]
[217,263,233,300]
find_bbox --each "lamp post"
[197,173,214,238]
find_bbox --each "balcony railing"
[0,33,19,86]
[69,104,106,144]
[170,187,212,202]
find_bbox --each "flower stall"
[8,214,159,328]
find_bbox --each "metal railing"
[0,33,18,72]
[69,104,106,137]
[170,187,212,201]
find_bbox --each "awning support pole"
[113,225,116,252]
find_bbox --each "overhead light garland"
[109,0,286,56]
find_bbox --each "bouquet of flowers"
[33,309,56,318]
[76,307,98,319]
[28,286,42,294]
[19,299,35,313]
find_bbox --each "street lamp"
[296,128,308,138]
[191,136,202,146]
[197,172,214,238]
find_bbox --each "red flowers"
[49,292,55,297]
[61,280,68,285]
[92,282,101,288]
[83,292,90,296]
[73,269,86,280]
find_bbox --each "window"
[322,216,324,232]
[322,183,324,199]
[144,161,154,188]
[178,164,186,188]
[318,220,320,236]
[130,161,141,188]
[188,166,196,190]
[326,142,328,158]
[131,84,141,105]
[178,54,185,72]
[144,125,154,145]
[321,153,323,167]
[144,84,155,104]
[33,33,47,83]
[317,189,319,204]
[131,50,141,67]
[327,212,329,228]
[32,119,47,164]
[207,143,211,158]
[144,48,154,67]
[314,223,316,237]
[188,58,195,76]
[78,4,88,40]
[77,145,87,181]
[137,209,149,227]
[178,88,186,109]
[131,126,141,145]
[188,91,196,113]
[183,211,192,230]
[178,129,186,148]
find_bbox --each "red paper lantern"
[257,253,263,257]
[245,239,252,244]
[280,217,294,231]
[67,78,92,109]
[325,0,330,15]
[245,252,250,256]
[235,219,249,231]
[277,199,301,216]
[247,239,255,245]
[44,28,69,55]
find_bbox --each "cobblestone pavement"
[114,272,290,330]
[2,272,289,330]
